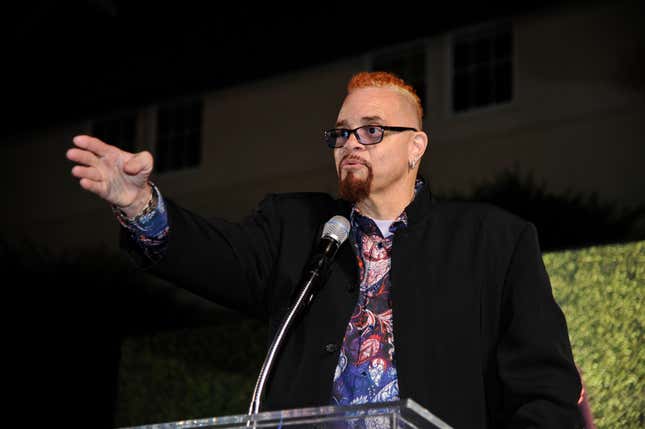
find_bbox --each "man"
[66,71,582,428]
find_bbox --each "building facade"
[2,0,643,252]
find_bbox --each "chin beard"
[338,166,373,203]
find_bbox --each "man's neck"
[355,179,416,220]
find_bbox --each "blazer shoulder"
[431,200,539,263]
[433,199,529,233]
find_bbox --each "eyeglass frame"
[323,124,418,149]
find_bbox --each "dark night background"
[3,1,643,428]
[3,1,560,139]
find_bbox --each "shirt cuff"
[113,182,169,239]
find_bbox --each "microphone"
[248,215,350,417]
[304,215,351,294]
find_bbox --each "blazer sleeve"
[121,193,282,320]
[496,222,583,428]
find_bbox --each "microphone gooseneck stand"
[247,216,349,425]
[248,269,320,416]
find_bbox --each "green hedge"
[544,240,644,428]
[115,317,267,426]
[115,241,644,428]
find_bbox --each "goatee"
[338,164,373,203]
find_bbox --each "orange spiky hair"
[347,71,423,125]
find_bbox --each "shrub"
[440,167,645,251]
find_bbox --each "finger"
[124,151,153,175]
[66,148,99,167]
[72,135,111,157]
[71,165,103,181]
[79,178,105,195]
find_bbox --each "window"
[452,22,513,113]
[372,42,426,113]
[155,99,203,173]
[92,112,137,153]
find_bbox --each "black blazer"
[125,185,582,428]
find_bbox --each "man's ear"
[410,131,428,161]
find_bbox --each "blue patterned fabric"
[114,183,169,261]
[332,179,423,406]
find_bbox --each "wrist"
[117,182,155,220]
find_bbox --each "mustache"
[338,155,371,176]
[340,155,371,167]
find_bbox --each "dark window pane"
[453,72,469,112]
[474,65,492,107]
[452,22,513,112]
[156,99,203,173]
[494,61,513,103]
[494,32,511,60]
[473,38,491,65]
[454,42,471,69]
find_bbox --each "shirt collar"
[350,178,425,236]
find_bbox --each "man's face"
[334,86,419,202]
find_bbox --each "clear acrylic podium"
[118,398,452,429]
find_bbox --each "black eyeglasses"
[323,125,418,148]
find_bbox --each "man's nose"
[344,132,364,151]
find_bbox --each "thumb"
[123,151,153,176]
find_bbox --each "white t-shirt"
[372,219,396,238]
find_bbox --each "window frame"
[446,20,516,117]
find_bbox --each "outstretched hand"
[66,135,154,216]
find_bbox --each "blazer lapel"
[390,201,441,407]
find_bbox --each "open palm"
[66,135,153,209]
